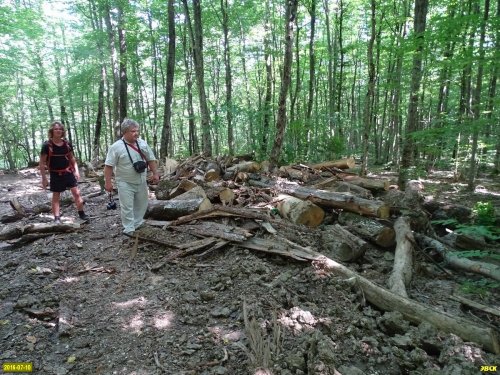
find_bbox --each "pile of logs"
[2,155,499,353]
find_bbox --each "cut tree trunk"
[414,233,500,282]
[146,185,212,220]
[226,161,261,173]
[338,211,395,248]
[320,224,368,262]
[276,194,325,227]
[169,179,198,199]
[388,216,414,298]
[0,222,81,240]
[333,182,373,199]
[309,158,356,170]
[249,179,390,219]
[337,174,390,191]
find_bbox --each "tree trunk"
[320,224,368,262]
[305,0,316,157]
[399,0,429,188]
[103,2,121,140]
[276,194,325,227]
[117,3,127,124]
[360,0,376,176]
[338,211,395,248]
[270,0,299,168]
[467,0,490,190]
[388,217,414,298]
[221,0,234,156]
[160,0,176,158]
[182,0,212,156]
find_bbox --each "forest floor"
[0,166,499,375]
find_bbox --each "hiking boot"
[78,211,89,220]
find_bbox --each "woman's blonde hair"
[48,121,66,139]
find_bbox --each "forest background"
[0,0,498,189]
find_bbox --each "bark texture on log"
[266,180,390,219]
[321,224,368,262]
[309,158,356,170]
[226,161,261,173]
[146,186,212,220]
[338,211,395,248]
[388,217,414,298]
[276,194,325,227]
[0,222,80,240]
[333,182,373,199]
[415,233,500,282]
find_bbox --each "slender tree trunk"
[118,3,127,124]
[221,0,234,156]
[305,0,316,158]
[467,0,490,190]
[336,0,344,136]
[399,0,429,188]
[33,50,54,122]
[182,0,212,156]
[160,0,176,158]
[182,19,198,155]
[262,0,273,157]
[361,0,376,176]
[323,0,335,137]
[270,0,299,168]
[147,8,158,143]
[103,2,121,139]
[490,0,499,173]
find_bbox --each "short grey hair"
[121,118,140,134]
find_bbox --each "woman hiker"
[39,121,89,223]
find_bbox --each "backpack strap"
[47,140,73,174]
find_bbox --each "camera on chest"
[133,160,147,173]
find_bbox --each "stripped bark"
[388,216,414,297]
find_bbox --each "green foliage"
[432,202,500,242]
[454,250,500,262]
[326,136,345,159]
[459,279,500,296]
[472,202,496,226]
[454,225,500,241]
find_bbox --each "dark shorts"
[49,172,78,193]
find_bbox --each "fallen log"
[170,179,198,199]
[313,255,499,354]
[234,235,499,353]
[0,222,81,241]
[309,158,356,170]
[414,233,500,282]
[276,194,325,227]
[249,179,390,219]
[146,186,212,220]
[338,211,395,248]
[171,221,253,242]
[449,294,500,318]
[339,174,390,191]
[226,161,261,173]
[320,224,368,262]
[333,182,373,199]
[388,216,415,298]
